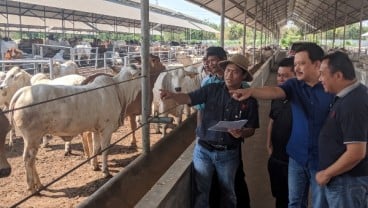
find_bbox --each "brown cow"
[4,48,23,60]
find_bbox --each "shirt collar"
[297,79,320,87]
[336,80,360,98]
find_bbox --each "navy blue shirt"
[319,83,368,176]
[189,82,259,146]
[280,78,333,169]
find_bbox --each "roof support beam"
[242,0,247,54]
[220,0,225,47]
[332,1,337,48]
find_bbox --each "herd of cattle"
[0,37,275,194]
[0,52,209,194]
[0,37,205,69]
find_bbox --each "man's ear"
[314,60,321,70]
[335,71,344,80]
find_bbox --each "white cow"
[0,66,32,108]
[52,60,79,78]
[32,73,87,155]
[7,56,165,193]
[0,71,6,85]
[73,42,92,65]
[112,52,123,65]
[82,55,165,157]
[0,39,18,60]
[32,73,85,86]
[52,49,65,63]
[152,65,199,137]
[0,69,85,149]
[0,67,32,147]
[30,73,48,85]
[123,56,163,147]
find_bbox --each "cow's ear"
[184,71,198,79]
[15,72,23,79]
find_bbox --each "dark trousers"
[267,156,289,208]
[209,148,251,208]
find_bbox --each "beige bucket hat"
[218,54,253,82]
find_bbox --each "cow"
[18,38,43,54]
[123,55,163,147]
[82,55,163,151]
[52,49,65,62]
[0,67,32,147]
[7,55,165,193]
[0,66,32,109]
[0,68,85,149]
[52,60,79,78]
[0,109,10,178]
[73,42,92,65]
[0,72,5,85]
[4,48,23,60]
[31,74,87,155]
[32,74,85,86]
[152,65,199,137]
[0,39,18,60]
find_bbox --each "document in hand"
[208,119,248,132]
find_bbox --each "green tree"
[227,22,244,40]
[279,24,302,48]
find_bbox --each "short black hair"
[295,42,324,62]
[205,46,227,60]
[278,57,295,72]
[322,51,355,80]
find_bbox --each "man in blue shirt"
[317,51,368,207]
[231,43,333,208]
[160,54,259,208]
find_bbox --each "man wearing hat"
[160,54,259,207]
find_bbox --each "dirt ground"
[0,118,163,208]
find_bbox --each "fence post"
[124,56,129,68]
[49,58,54,79]
[104,52,107,72]
[32,44,35,57]
[95,47,98,70]
[40,46,44,58]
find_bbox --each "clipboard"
[208,119,248,132]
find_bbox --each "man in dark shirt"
[266,57,295,208]
[160,54,259,208]
[317,51,368,207]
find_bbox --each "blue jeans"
[288,158,328,208]
[193,142,240,208]
[325,174,368,208]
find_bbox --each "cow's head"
[0,66,31,104]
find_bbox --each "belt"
[198,140,238,151]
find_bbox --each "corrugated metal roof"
[190,21,220,33]
[0,0,218,34]
[186,0,368,35]
[0,13,162,35]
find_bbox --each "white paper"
[208,119,248,132]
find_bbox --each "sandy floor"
[0,119,163,208]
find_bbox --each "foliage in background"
[2,20,368,48]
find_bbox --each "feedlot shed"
[0,0,218,36]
